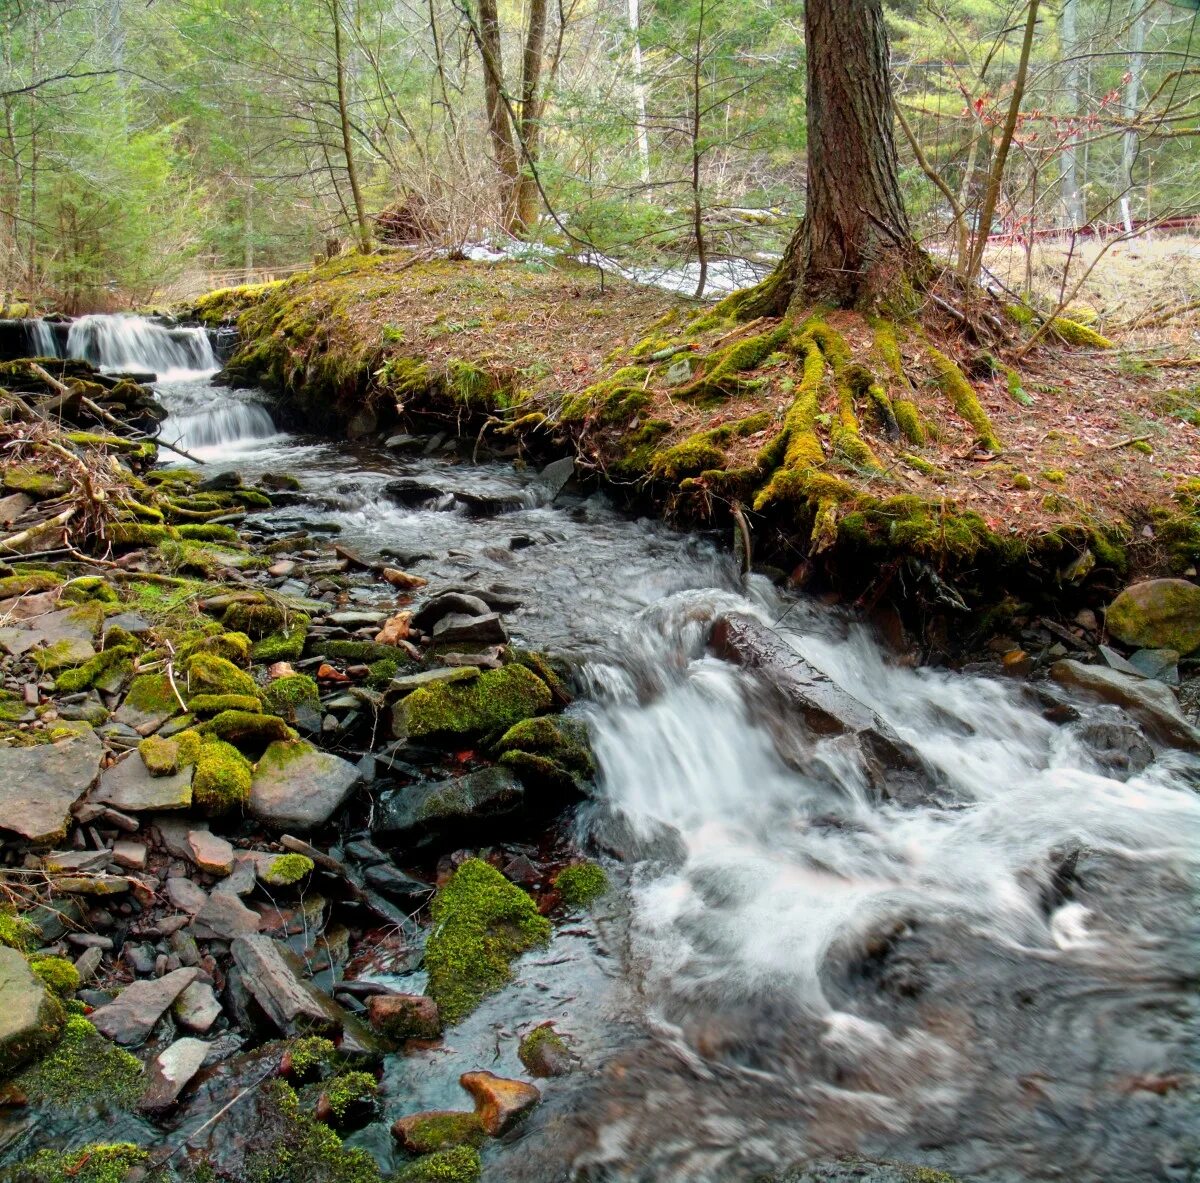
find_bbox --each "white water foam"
[66,314,217,380]
[25,318,60,357]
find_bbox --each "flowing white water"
[25,318,60,357]
[65,313,217,380]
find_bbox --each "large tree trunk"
[751,0,912,315]
[512,0,549,235]
[477,0,520,232]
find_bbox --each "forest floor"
[191,244,1200,597]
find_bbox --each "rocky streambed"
[0,320,1197,1183]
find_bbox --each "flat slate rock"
[388,666,479,694]
[191,891,261,941]
[249,740,361,830]
[431,611,507,646]
[230,934,337,1036]
[90,966,198,1045]
[174,980,222,1034]
[94,754,193,812]
[0,726,103,842]
[375,766,524,840]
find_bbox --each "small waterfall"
[154,384,279,457]
[25,318,61,358]
[66,314,216,379]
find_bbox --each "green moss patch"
[192,735,253,814]
[14,1015,141,1109]
[186,652,258,699]
[394,1147,482,1183]
[424,858,551,1025]
[396,1112,486,1154]
[252,614,311,662]
[553,861,609,908]
[396,664,551,742]
[1,1143,148,1183]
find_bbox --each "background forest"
[1,0,1198,312]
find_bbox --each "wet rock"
[94,753,193,812]
[89,966,198,1045]
[249,739,362,830]
[411,592,492,633]
[139,1036,209,1112]
[391,1110,484,1154]
[187,830,235,875]
[1099,644,1142,677]
[1106,578,1200,654]
[539,456,575,499]
[230,934,338,1036]
[375,767,525,842]
[432,612,507,646]
[517,1024,573,1077]
[711,613,944,805]
[1051,659,1200,750]
[0,725,103,842]
[382,476,446,506]
[192,891,261,941]
[363,863,434,903]
[1073,719,1155,781]
[367,993,441,1040]
[459,1070,540,1136]
[0,947,64,1076]
[382,567,427,590]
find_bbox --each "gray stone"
[73,945,103,983]
[388,666,480,695]
[375,767,525,840]
[110,840,148,870]
[139,1037,209,1111]
[0,947,63,1074]
[249,740,361,830]
[1099,643,1143,678]
[89,966,198,1045]
[201,1033,245,1066]
[169,928,202,968]
[326,610,387,628]
[166,877,208,914]
[230,934,338,1035]
[0,491,32,525]
[124,942,157,976]
[94,754,193,812]
[41,849,110,873]
[103,612,152,637]
[411,592,492,633]
[153,816,196,859]
[538,456,575,498]
[0,725,103,842]
[431,611,507,646]
[1127,647,1180,685]
[1051,658,1200,750]
[214,855,258,897]
[192,891,261,941]
[173,980,221,1033]
[0,627,38,657]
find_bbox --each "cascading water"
[24,318,60,357]
[65,313,217,379]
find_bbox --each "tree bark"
[477,0,520,232]
[512,0,550,235]
[751,0,912,315]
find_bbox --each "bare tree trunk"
[330,0,372,253]
[513,0,549,235]
[689,0,708,299]
[750,0,912,315]
[1060,0,1085,227]
[628,0,650,184]
[477,0,520,233]
[1120,1,1146,233]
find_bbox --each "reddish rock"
[458,1070,540,1136]
[366,992,440,1040]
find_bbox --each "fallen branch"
[1103,433,1154,450]
[0,507,75,554]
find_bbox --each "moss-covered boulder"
[251,614,310,662]
[262,674,321,726]
[13,1014,142,1108]
[423,858,550,1025]
[249,739,362,830]
[1105,578,1200,654]
[391,1110,486,1155]
[192,734,254,815]
[553,860,609,908]
[0,946,66,1078]
[0,1143,149,1183]
[186,651,258,699]
[222,598,287,639]
[394,1146,482,1183]
[202,709,295,749]
[495,716,594,793]
[392,664,551,743]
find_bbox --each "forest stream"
[4,315,1194,1183]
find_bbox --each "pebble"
[68,933,113,950]
[111,840,148,870]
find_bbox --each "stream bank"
[0,313,1196,1183]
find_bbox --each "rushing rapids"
[12,316,1199,1182]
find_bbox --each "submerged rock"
[1105,578,1200,654]
[0,726,103,842]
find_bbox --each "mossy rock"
[553,860,609,908]
[192,734,253,815]
[0,947,66,1079]
[12,1014,141,1109]
[186,652,258,699]
[52,646,135,694]
[121,673,178,717]
[29,956,80,998]
[495,716,594,793]
[394,1147,482,1183]
[517,1024,572,1077]
[138,733,180,776]
[223,598,287,638]
[1105,578,1200,654]
[395,1111,486,1155]
[187,693,264,716]
[252,614,311,662]
[394,664,551,743]
[262,674,321,722]
[0,1143,149,1183]
[3,465,68,499]
[179,630,253,666]
[260,853,314,887]
[60,576,118,604]
[0,572,62,599]
[424,858,550,1025]
[202,709,295,750]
